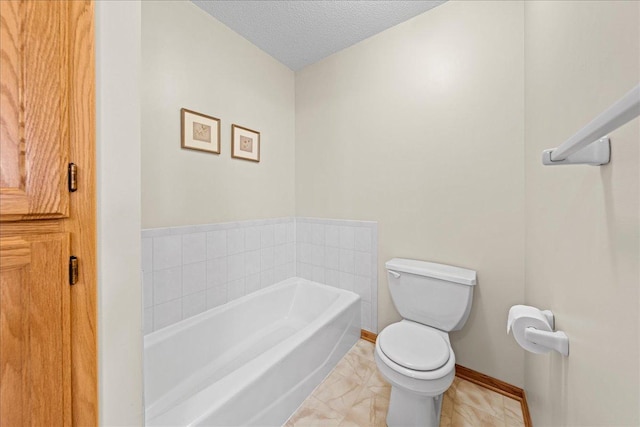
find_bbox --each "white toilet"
[375,258,477,427]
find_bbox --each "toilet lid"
[379,322,450,371]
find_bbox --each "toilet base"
[386,386,443,427]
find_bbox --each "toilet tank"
[386,258,477,332]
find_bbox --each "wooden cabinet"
[0,1,96,426]
[0,0,70,220]
[0,234,71,426]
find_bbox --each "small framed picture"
[231,124,260,162]
[181,108,221,154]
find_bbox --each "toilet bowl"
[375,320,456,426]
[377,259,476,427]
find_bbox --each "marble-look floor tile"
[339,388,389,427]
[285,396,344,427]
[504,397,525,427]
[364,364,391,399]
[440,414,452,427]
[451,402,506,427]
[333,351,374,385]
[442,393,454,419]
[445,376,461,400]
[455,379,505,420]
[313,372,363,414]
[286,340,527,427]
[506,417,526,427]
[350,339,375,359]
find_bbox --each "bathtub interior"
[144,279,358,424]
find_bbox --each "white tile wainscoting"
[142,218,296,333]
[142,217,378,334]
[295,218,378,334]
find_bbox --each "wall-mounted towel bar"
[542,84,640,166]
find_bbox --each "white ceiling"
[192,1,446,71]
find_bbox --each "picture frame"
[181,108,221,154]
[231,124,260,162]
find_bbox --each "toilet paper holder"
[523,310,570,357]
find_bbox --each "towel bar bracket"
[542,137,610,166]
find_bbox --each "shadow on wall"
[601,162,632,281]
[538,352,570,424]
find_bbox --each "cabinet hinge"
[69,256,78,285]
[68,163,78,192]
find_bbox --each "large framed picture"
[181,108,221,154]
[231,124,260,162]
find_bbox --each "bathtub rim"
[145,277,359,346]
[144,277,361,425]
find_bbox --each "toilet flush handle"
[388,270,401,279]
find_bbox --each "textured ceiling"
[192,1,446,71]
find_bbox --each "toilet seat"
[378,322,450,372]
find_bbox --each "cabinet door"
[0,233,71,426]
[0,0,70,220]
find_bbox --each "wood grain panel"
[0,237,30,268]
[0,233,71,427]
[0,1,97,424]
[66,2,97,424]
[0,219,64,237]
[0,0,69,221]
[0,1,21,190]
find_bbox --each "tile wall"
[142,217,378,335]
[296,218,378,334]
[142,218,296,334]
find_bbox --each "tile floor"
[285,339,526,427]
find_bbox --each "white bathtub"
[144,277,361,426]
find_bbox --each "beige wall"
[295,1,526,386]
[96,1,143,424]
[524,2,639,425]
[142,1,295,229]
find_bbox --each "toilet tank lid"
[385,258,477,286]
